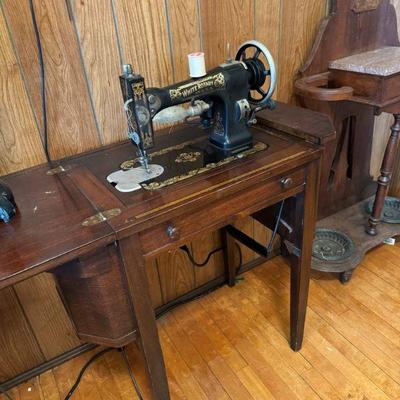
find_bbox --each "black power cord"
[29,0,51,164]
[267,199,285,254]
[180,244,224,267]
[1,241,244,400]
[119,347,144,400]
[64,347,114,400]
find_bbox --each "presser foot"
[106,164,164,193]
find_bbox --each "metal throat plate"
[312,228,355,262]
[365,196,400,224]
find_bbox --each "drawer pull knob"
[281,177,293,189]
[167,225,180,240]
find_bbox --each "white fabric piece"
[106,164,164,192]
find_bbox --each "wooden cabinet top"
[0,103,333,289]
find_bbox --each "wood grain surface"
[2,0,101,160]
[71,0,126,145]
[0,288,45,382]
[112,0,173,88]
[13,274,81,360]
[2,242,400,400]
[1,0,399,384]
[0,8,45,174]
[157,249,196,303]
[278,0,327,103]
[167,0,202,82]
[200,0,254,69]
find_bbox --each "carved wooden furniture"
[294,0,400,282]
[0,105,331,398]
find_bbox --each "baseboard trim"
[0,343,96,392]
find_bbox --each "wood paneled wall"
[0,0,398,383]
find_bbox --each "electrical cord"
[267,199,285,254]
[3,243,244,400]
[119,347,144,400]
[64,348,113,400]
[29,0,51,164]
[0,384,13,400]
[180,244,224,267]
[64,346,145,400]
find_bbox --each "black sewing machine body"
[119,41,276,169]
[148,61,258,152]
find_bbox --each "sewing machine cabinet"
[0,103,332,399]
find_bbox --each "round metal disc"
[365,196,400,224]
[312,229,355,261]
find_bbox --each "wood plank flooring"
[2,242,400,400]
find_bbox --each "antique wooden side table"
[0,107,331,399]
[294,0,400,282]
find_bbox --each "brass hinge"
[46,165,72,175]
[82,208,121,226]
[351,0,380,13]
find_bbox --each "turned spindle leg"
[366,114,400,236]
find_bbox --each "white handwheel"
[236,40,277,105]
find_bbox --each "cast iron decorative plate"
[312,229,355,261]
[365,196,400,224]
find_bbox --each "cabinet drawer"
[141,168,306,256]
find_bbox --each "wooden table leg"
[118,235,170,400]
[289,160,319,351]
[366,114,400,236]
[221,228,237,287]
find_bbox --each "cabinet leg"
[289,161,319,351]
[339,270,353,284]
[367,114,400,235]
[119,236,170,400]
[222,228,237,287]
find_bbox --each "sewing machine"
[108,40,277,192]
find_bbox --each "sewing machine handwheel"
[236,40,277,106]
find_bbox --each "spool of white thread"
[188,52,206,78]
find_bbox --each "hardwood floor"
[2,242,400,400]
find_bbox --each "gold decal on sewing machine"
[175,152,201,163]
[169,73,225,100]
[142,142,267,190]
[133,82,145,97]
[350,0,380,13]
[120,138,205,170]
